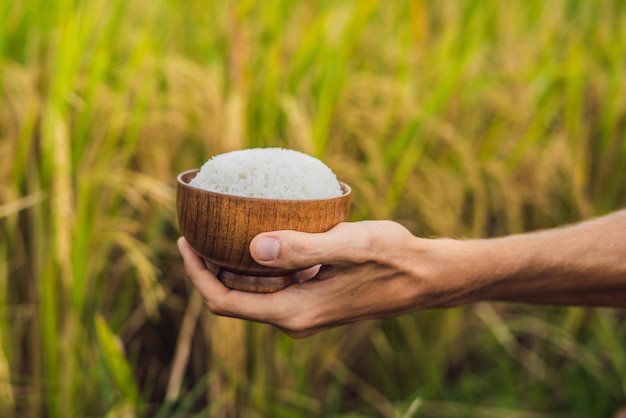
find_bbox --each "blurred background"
[1,0,626,416]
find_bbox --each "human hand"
[178,221,471,337]
[180,210,626,336]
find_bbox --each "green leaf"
[95,314,140,408]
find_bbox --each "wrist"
[412,237,503,308]
[408,210,626,309]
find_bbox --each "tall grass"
[1,0,625,416]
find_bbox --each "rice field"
[1,0,626,416]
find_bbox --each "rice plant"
[1,0,625,417]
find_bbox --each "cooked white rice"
[189,148,343,199]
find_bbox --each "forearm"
[438,210,626,307]
[182,214,624,337]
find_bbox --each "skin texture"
[178,210,626,339]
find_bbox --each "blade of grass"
[95,314,140,409]
[0,242,15,415]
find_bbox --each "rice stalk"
[95,314,140,409]
[222,93,247,153]
[0,63,40,198]
[414,400,579,418]
[401,395,423,418]
[104,402,135,418]
[271,387,321,415]
[0,242,15,415]
[112,230,164,319]
[41,105,74,292]
[2,0,626,416]
[36,1,115,414]
[165,291,203,402]
[203,315,247,418]
[474,303,560,386]
[505,314,622,398]
[0,344,14,414]
[331,360,395,418]
[281,95,315,155]
[3,0,175,414]
[311,0,379,156]
[0,192,44,219]
[588,311,626,397]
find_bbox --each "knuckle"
[292,236,313,255]
[285,329,313,339]
[206,298,227,315]
[357,220,412,260]
[280,313,314,336]
[283,236,315,268]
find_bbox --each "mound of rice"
[189,148,343,199]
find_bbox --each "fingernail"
[256,237,279,262]
[294,264,321,283]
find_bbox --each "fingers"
[178,237,298,326]
[249,222,373,270]
[293,264,322,283]
[177,237,229,301]
[179,237,338,336]
[177,220,416,338]
[249,220,414,270]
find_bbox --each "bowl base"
[218,269,292,293]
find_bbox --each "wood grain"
[176,169,351,292]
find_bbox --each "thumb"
[249,222,359,270]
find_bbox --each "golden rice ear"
[3,0,625,415]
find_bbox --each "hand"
[179,211,626,337]
[178,221,468,338]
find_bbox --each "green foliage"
[95,314,141,410]
[1,0,625,417]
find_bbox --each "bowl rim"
[177,168,351,203]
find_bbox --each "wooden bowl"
[176,169,351,292]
